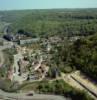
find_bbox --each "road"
[0,90,67,100]
[61,72,97,100]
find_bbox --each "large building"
[19,38,40,45]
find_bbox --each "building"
[3,34,14,41]
[19,38,40,45]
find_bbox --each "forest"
[0,9,97,37]
[9,9,97,37]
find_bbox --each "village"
[0,28,97,100]
[0,1,97,99]
[0,29,63,84]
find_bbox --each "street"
[0,90,66,100]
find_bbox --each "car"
[26,91,34,96]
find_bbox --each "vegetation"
[10,9,97,37]
[51,34,97,81]
[3,48,17,66]
[0,9,97,37]
[70,35,97,80]
[0,79,19,92]
[0,10,33,23]
[0,67,7,78]
[19,80,93,100]
[0,21,8,33]
[48,40,74,74]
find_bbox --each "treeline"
[0,10,33,23]
[10,9,97,37]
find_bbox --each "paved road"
[0,90,67,100]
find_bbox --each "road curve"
[0,90,67,100]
